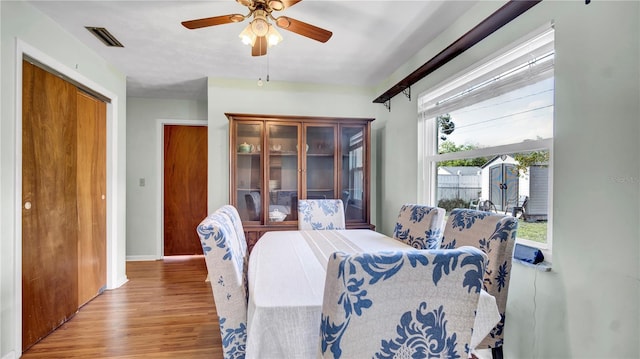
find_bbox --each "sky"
[439,76,554,149]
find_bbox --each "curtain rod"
[372,0,542,106]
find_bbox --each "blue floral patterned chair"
[297,199,345,230]
[319,247,488,359]
[440,208,518,359]
[196,211,248,359]
[217,205,248,255]
[393,204,445,249]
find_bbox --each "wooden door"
[164,125,208,256]
[22,60,79,350]
[76,91,107,307]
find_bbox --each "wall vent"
[85,26,124,47]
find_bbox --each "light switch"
[139,178,146,187]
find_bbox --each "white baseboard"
[2,351,17,359]
[126,255,160,261]
[107,275,129,290]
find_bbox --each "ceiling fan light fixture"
[266,25,283,47]
[250,11,269,37]
[239,24,257,46]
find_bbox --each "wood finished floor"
[22,256,223,358]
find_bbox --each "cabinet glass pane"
[267,124,298,223]
[236,123,263,222]
[341,127,365,222]
[306,126,335,200]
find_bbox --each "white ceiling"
[28,0,477,100]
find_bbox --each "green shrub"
[437,198,468,212]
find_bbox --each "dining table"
[246,229,500,359]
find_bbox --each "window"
[418,26,554,251]
[347,130,364,201]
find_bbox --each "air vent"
[85,26,124,47]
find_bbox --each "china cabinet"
[227,113,374,248]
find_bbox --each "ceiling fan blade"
[181,14,244,29]
[281,0,302,9]
[252,36,267,56]
[275,16,332,43]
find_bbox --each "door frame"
[156,119,207,258]
[14,39,123,354]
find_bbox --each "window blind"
[419,27,554,120]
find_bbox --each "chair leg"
[491,346,504,359]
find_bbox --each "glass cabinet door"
[235,122,263,222]
[340,126,366,222]
[305,125,336,200]
[266,123,299,223]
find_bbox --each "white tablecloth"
[246,229,500,359]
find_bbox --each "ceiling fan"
[182,0,332,57]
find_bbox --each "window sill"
[513,240,552,272]
[516,237,552,263]
[513,258,552,272]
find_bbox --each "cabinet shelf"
[306,153,333,157]
[269,151,297,156]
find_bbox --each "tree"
[438,141,488,167]
[437,114,455,141]
[513,150,549,174]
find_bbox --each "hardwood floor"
[22,256,223,358]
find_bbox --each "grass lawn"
[442,214,548,243]
[516,220,547,243]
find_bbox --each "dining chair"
[297,199,345,230]
[440,208,518,359]
[319,247,487,359]
[217,205,248,255]
[244,191,261,221]
[392,203,445,249]
[196,211,248,359]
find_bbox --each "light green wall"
[376,1,640,358]
[372,1,503,236]
[206,79,377,215]
[125,82,376,256]
[1,1,127,357]
[2,0,638,358]
[126,97,207,259]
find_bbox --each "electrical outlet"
[139,178,145,187]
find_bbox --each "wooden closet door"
[164,125,207,256]
[76,91,107,307]
[22,60,79,350]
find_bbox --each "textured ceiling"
[28,0,477,99]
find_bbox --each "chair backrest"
[217,205,248,255]
[340,190,350,211]
[244,191,261,221]
[440,208,518,350]
[297,199,345,230]
[196,212,248,359]
[319,247,487,359]
[392,204,445,249]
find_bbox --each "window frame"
[417,26,554,260]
